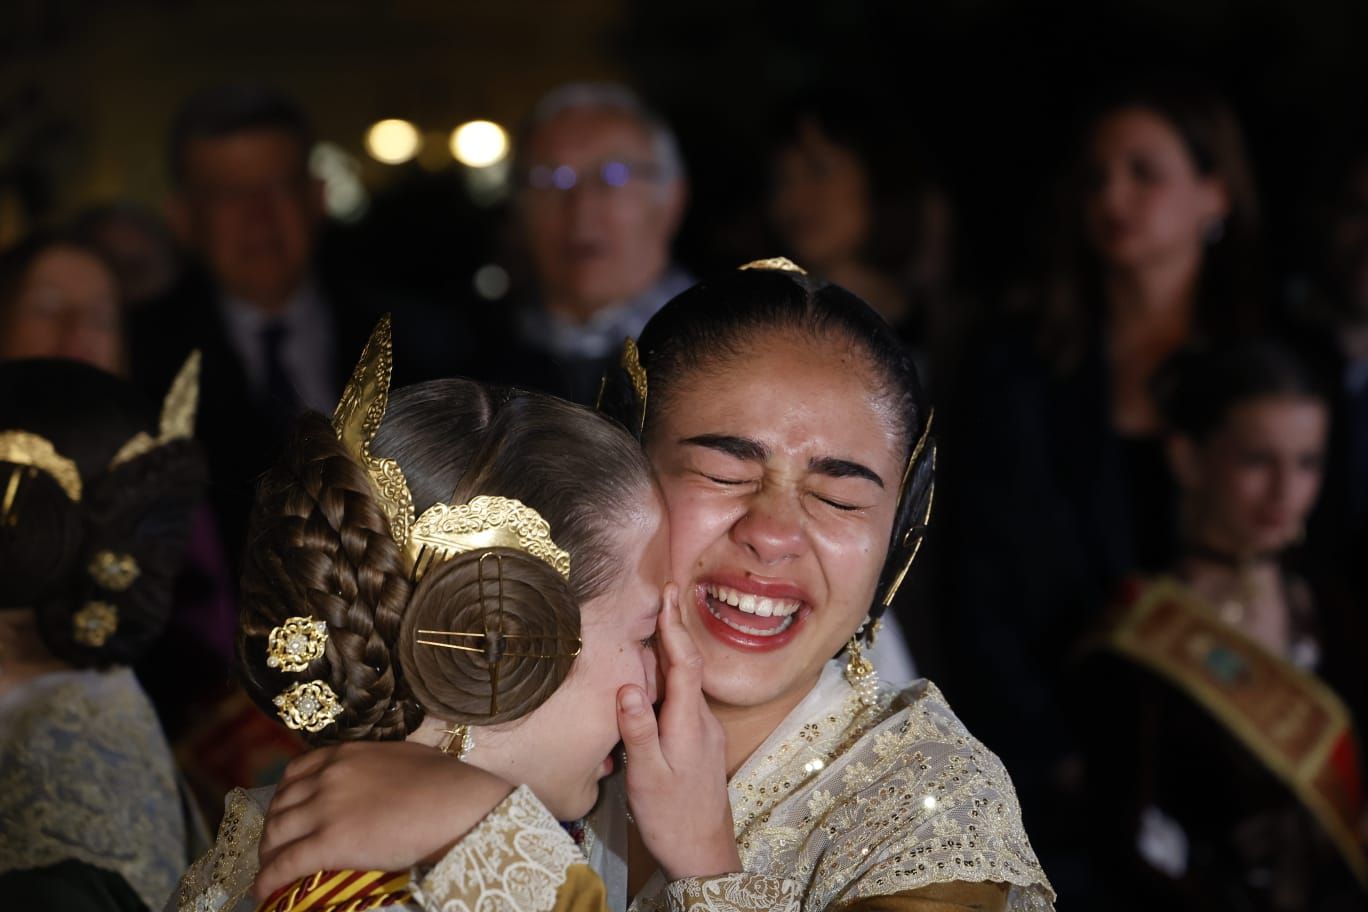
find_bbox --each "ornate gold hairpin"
[88,551,141,592]
[415,553,581,717]
[331,316,571,583]
[72,601,118,648]
[266,616,329,672]
[0,431,82,502]
[109,351,202,469]
[620,337,648,436]
[739,256,808,275]
[881,411,936,610]
[274,680,343,733]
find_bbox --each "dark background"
[5,0,1368,304]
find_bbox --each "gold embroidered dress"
[173,785,795,912]
[0,667,189,911]
[627,661,1055,912]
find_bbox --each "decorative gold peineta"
[0,431,82,501]
[408,495,571,582]
[739,256,808,275]
[88,551,141,592]
[109,351,202,469]
[620,337,648,436]
[73,601,119,647]
[274,680,343,733]
[266,616,329,672]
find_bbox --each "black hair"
[0,359,205,666]
[168,83,313,186]
[1154,340,1327,442]
[600,266,933,632]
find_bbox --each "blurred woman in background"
[1080,340,1366,910]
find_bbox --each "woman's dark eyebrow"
[680,434,769,461]
[809,456,884,488]
[682,435,884,487]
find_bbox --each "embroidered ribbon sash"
[255,870,412,912]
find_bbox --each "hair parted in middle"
[238,377,654,745]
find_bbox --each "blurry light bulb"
[365,119,421,165]
[473,264,510,300]
[450,120,509,168]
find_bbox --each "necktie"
[259,320,301,430]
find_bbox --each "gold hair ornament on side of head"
[330,316,571,583]
[0,432,82,502]
[88,551,141,592]
[109,351,202,469]
[880,411,937,610]
[274,680,343,733]
[73,601,118,648]
[620,337,648,436]
[266,616,329,672]
[739,256,808,275]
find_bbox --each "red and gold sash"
[255,870,412,912]
[1099,578,1367,887]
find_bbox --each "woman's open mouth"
[694,577,811,651]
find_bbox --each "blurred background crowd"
[4,0,1368,909]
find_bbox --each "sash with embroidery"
[1099,578,1367,887]
[255,869,411,912]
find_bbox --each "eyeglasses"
[523,160,665,193]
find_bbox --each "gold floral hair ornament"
[739,256,808,275]
[0,431,82,502]
[332,316,571,583]
[620,337,649,436]
[73,601,118,648]
[266,616,329,672]
[109,350,202,469]
[88,551,141,592]
[274,680,344,733]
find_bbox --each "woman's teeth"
[704,583,801,636]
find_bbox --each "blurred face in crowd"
[1,245,123,374]
[1329,156,1368,320]
[769,120,872,271]
[1170,396,1328,556]
[172,129,322,313]
[1084,106,1229,274]
[518,107,684,323]
[646,331,902,716]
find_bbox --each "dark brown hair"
[0,359,205,667]
[238,379,654,744]
[1036,74,1266,373]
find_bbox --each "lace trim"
[664,873,799,912]
[0,668,186,911]
[173,789,265,912]
[414,785,583,912]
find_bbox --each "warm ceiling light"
[365,119,421,165]
[450,120,509,168]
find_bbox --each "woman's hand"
[253,741,513,899]
[617,584,741,881]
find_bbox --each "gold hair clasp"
[739,256,808,275]
[72,601,118,648]
[274,680,343,733]
[266,616,329,672]
[88,551,141,592]
[620,337,648,436]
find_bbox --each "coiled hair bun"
[398,547,580,726]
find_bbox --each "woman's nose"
[731,491,806,566]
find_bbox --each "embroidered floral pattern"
[173,788,265,912]
[664,873,799,912]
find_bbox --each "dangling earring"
[439,723,475,760]
[844,618,879,707]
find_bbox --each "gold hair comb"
[331,316,570,583]
[109,351,202,469]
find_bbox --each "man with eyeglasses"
[498,82,691,404]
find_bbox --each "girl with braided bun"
[250,264,1056,912]
[0,356,207,911]
[173,318,759,912]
